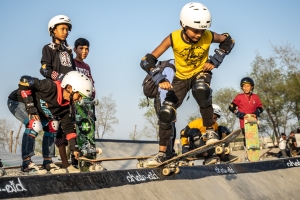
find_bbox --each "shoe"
[220,154,238,163]
[205,129,220,145]
[45,162,67,174]
[67,165,80,173]
[22,162,47,175]
[203,157,219,165]
[145,152,166,167]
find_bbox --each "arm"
[140,36,172,89]
[40,45,64,81]
[208,32,235,69]
[40,45,54,79]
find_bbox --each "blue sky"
[1,0,300,140]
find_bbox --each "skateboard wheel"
[162,168,171,176]
[89,165,95,172]
[215,146,224,154]
[189,162,194,166]
[94,99,99,106]
[175,167,180,174]
[224,147,230,154]
[94,164,104,171]
[96,148,102,155]
[136,163,143,169]
[0,168,6,177]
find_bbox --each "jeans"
[7,99,55,160]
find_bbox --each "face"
[72,92,83,103]
[53,24,70,41]
[184,27,205,42]
[282,135,286,139]
[74,45,89,60]
[213,114,218,123]
[242,83,253,94]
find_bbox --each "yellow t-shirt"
[171,29,213,79]
[181,118,218,146]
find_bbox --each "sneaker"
[205,129,220,145]
[67,165,80,173]
[45,162,67,174]
[145,152,166,167]
[22,162,47,175]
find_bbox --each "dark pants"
[158,71,214,146]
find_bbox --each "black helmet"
[240,77,254,88]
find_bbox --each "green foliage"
[212,87,240,131]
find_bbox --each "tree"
[250,53,292,139]
[137,97,159,140]
[95,94,119,139]
[0,119,22,152]
[212,87,240,131]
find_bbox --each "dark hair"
[281,133,286,136]
[74,38,90,48]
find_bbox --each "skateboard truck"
[80,142,102,157]
[78,99,99,106]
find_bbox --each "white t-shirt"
[279,138,286,150]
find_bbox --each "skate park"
[1,139,300,200]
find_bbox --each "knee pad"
[24,119,43,138]
[192,81,212,108]
[44,131,56,138]
[48,120,60,133]
[158,101,176,124]
[187,128,201,148]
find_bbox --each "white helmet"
[61,71,93,98]
[180,2,212,29]
[212,104,222,117]
[48,15,72,36]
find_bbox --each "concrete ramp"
[1,157,300,199]
[95,139,158,170]
[29,167,299,200]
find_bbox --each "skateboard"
[75,98,102,172]
[153,129,242,176]
[77,156,153,172]
[244,114,260,161]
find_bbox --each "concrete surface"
[23,167,299,200]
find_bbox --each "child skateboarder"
[181,104,237,165]
[7,71,93,174]
[140,2,235,166]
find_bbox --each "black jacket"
[8,78,75,135]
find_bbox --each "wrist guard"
[140,53,157,73]
[150,67,166,85]
[20,90,38,115]
[209,49,226,68]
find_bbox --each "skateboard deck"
[75,98,101,172]
[154,129,242,175]
[78,156,153,171]
[244,114,260,161]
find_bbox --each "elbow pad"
[140,53,157,73]
[219,33,235,55]
[228,102,237,113]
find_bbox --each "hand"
[235,111,246,118]
[202,152,208,157]
[159,81,172,90]
[202,62,215,71]
[73,151,80,159]
[182,145,190,154]
[29,114,40,121]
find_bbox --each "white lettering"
[126,170,160,183]
[1,178,27,193]
[214,166,236,174]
